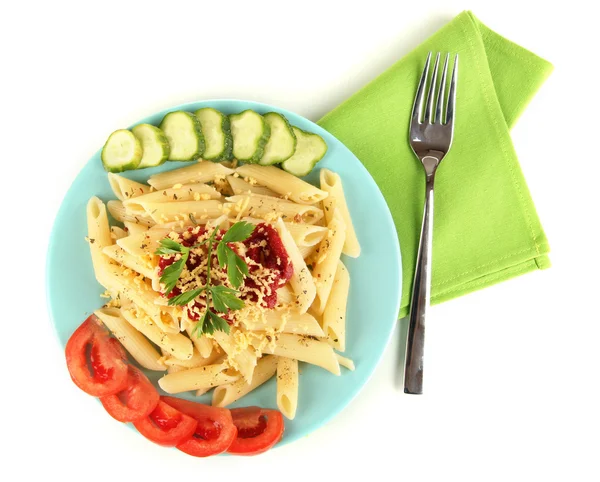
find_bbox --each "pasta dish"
[86,161,360,420]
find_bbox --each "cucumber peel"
[160,111,205,162]
[131,124,170,169]
[259,112,297,165]
[281,127,328,176]
[194,108,233,161]
[230,110,271,163]
[101,129,143,173]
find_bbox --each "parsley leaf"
[160,251,189,295]
[155,238,184,256]
[221,221,255,243]
[226,247,249,289]
[211,285,245,312]
[168,287,205,306]
[216,241,228,269]
[190,311,209,338]
[205,311,231,335]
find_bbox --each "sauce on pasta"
[158,223,293,321]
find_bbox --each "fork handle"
[404,174,435,394]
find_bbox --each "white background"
[2,1,598,481]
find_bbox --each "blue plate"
[46,99,401,449]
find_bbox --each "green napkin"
[318,11,553,318]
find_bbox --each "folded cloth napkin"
[318,11,553,318]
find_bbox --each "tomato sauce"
[158,223,293,321]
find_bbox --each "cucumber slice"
[229,110,271,163]
[101,129,143,173]
[131,124,170,169]
[159,111,205,161]
[194,108,233,161]
[259,112,297,165]
[281,128,328,177]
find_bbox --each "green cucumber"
[194,108,233,161]
[281,127,328,177]
[101,129,143,173]
[159,111,205,161]
[259,112,297,165]
[131,124,170,169]
[229,110,271,163]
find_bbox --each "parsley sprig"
[154,222,255,336]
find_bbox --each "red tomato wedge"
[100,367,159,422]
[162,397,238,457]
[133,399,197,447]
[227,407,284,455]
[65,315,129,397]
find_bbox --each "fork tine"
[411,52,431,124]
[434,53,449,124]
[445,54,459,125]
[424,52,440,123]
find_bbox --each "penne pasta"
[321,261,349,351]
[161,347,205,368]
[259,333,340,375]
[102,244,156,280]
[86,197,114,286]
[284,222,328,247]
[227,175,278,197]
[276,284,294,305]
[186,328,214,358]
[94,307,166,371]
[141,200,223,224]
[107,200,155,227]
[235,164,328,204]
[212,356,278,408]
[123,183,221,214]
[240,310,325,337]
[276,357,298,420]
[148,161,234,190]
[101,264,179,333]
[311,209,346,315]
[320,169,360,257]
[108,172,151,201]
[158,363,239,394]
[225,194,323,224]
[121,307,192,360]
[275,219,316,314]
[117,228,171,259]
[84,161,356,415]
[123,221,149,235]
[335,353,355,371]
[110,226,128,241]
[213,331,257,384]
[299,244,317,260]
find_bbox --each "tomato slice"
[133,399,197,447]
[100,367,159,422]
[227,407,284,455]
[65,315,129,397]
[162,396,238,457]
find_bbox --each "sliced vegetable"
[133,399,197,447]
[230,110,271,163]
[100,367,160,422]
[159,111,205,162]
[162,397,237,457]
[259,112,297,165]
[65,315,129,397]
[194,108,233,161]
[131,124,170,169]
[227,407,284,455]
[101,129,143,173]
[281,127,328,176]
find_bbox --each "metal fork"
[404,52,458,395]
